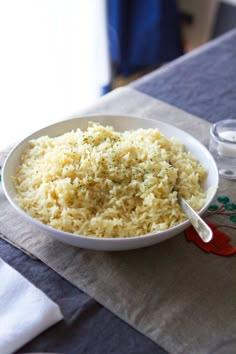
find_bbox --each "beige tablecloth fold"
[1,87,236,354]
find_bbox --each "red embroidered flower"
[185,195,236,256]
[185,223,236,256]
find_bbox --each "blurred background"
[0,0,235,150]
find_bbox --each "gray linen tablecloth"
[1,87,236,354]
[130,28,236,124]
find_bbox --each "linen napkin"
[0,258,63,354]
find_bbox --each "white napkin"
[0,258,63,354]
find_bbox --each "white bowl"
[2,115,218,251]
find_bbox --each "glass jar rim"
[210,120,236,144]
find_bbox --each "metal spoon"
[178,196,213,243]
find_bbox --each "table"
[1,29,236,354]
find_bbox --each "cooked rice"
[14,122,207,238]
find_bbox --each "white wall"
[0,0,109,150]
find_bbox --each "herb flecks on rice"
[14,122,207,238]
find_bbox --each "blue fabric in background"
[108,0,183,76]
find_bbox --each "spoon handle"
[178,197,213,243]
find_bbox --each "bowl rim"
[2,114,219,244]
